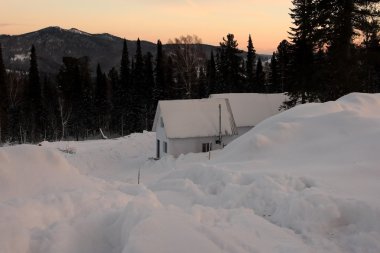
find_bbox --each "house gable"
[210,93,287,128]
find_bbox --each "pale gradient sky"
[1,0,292,54]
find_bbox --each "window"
[202,143,212,152]
[163,141,168,153]
[160,117,164,128]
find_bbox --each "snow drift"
[1,93,380,253]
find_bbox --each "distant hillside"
[0,26,270,74]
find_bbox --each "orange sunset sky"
[1,0,293,54]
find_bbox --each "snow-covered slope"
[1,93,380,253]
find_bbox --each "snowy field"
[1,93,380,253]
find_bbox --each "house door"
[157,139,160,159]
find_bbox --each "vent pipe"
[216,104,222,145]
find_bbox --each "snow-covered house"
[152,93,287,158]
[152,98,238,158]
[210,93,287,136]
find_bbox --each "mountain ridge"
[0,26,270,74]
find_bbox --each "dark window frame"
[202,143,212,152]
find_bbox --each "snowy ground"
[1,93,380,253]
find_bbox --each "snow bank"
[41,132,156,182]
[1,93,380,253]
[0,135,154,253]
[0,145,91,201]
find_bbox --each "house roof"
[152,98,238,139]
[210,93,287,127]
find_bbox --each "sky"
[1,0,292,54]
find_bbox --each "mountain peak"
[43,26,65,31]
[68,28,92,36]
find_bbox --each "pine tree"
[323,0,357,99]
[119,39,130,135]
[246,34,256,92]
[108,67,121,135]
[360,14,380,92]
[255,58,266,92]
[120,39,130,91]
[41,75,59,140]
[286,0,317,106]
[214,51,225,93]
[319,0,379,99]
[269,52,281,93]
[277,40,292,92]
[143,52,155,130]
[131,38,145,132]
[79,57,94,139]
[207,51,217,95]
[219,34,244,93]
[165,56,176,99]
[153,40,165,106]
[0,43,8,143]
[95,64,111,133]
[28,45,43,142]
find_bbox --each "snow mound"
[220,93,380,170]
[0,142,138,253]
[0,145,91,201]
[41,132,156,182]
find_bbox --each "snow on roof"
[210,93,287,127]
[152,98,238,139]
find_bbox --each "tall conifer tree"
[277,40,291,92]
[165,56,176,99]
[207,51,217,95]
[246,34,256,92]
[120,39,130,90]
[28,45,43,142]
[219,34,244,92]
[108,67,121,134]
[269,52,281,93]
[322,0,378,99]
[41,75,59,140]
[153,40,165,105]
[79,57,94,138]
[255,57,265,92]
[286,0,317,106]
[95,64,110,133]
[119,39,130,134]
[131,38,145,132]
[143,52,155,130]
[198,67,208,98]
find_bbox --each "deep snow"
[1,93,380,253]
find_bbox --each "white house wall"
[169,136,223,157]
[156,119,252,158]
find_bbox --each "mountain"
[0,26,270,74]
[0,26,153,74]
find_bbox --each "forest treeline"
[0,0,379,143]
